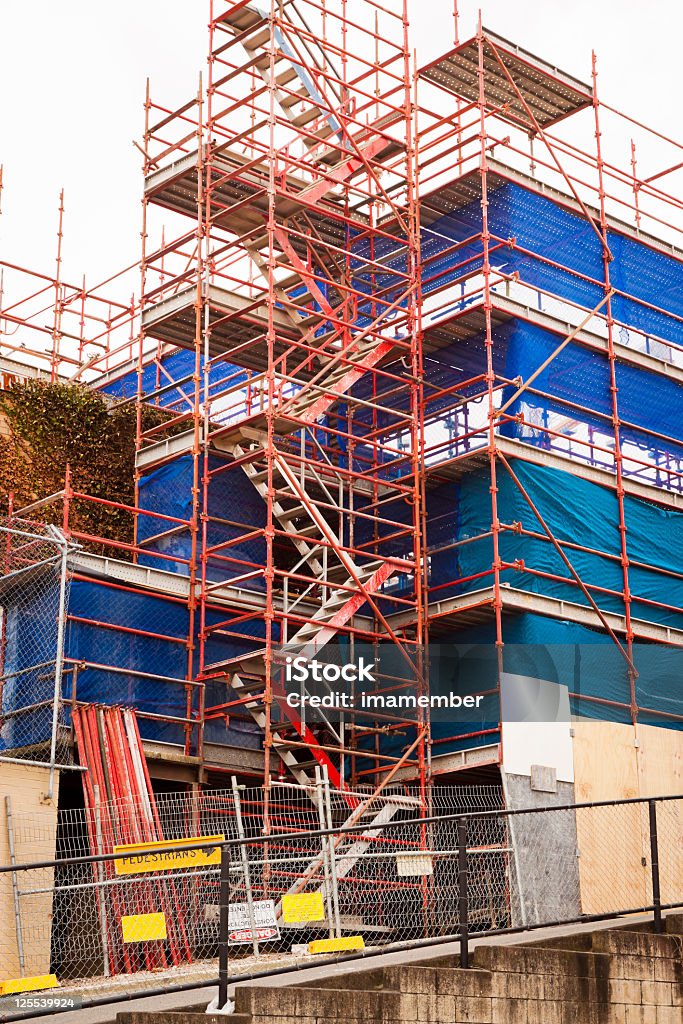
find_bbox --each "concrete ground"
[7,911,669,1024]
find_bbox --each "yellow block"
[0,975,58,996]
[113,834,224,875]
[121,912,167,943]
[308,936,365,955]
[282,891,326,924]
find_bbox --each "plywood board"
[572,720,683,914]
[0,763,59,978]
[573,720,644,913]
[635,723,683,907]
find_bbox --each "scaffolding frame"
[0,189,140,385]
[1,2,683,810]
[134,0,430,817]
[413,11,683,744]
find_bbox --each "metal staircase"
[208,428,403,792]
[198,279,409,790]
[221,1,344,161]
[276,790,422,928]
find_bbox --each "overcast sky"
[1,1,681,293]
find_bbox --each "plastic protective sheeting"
[66,580,192,745]
[99,349,247,410]
[416,610,683,761]
[0,565,63,750]
[137,455,267,589]
[63,579,262,751]
[428,457,683,631]
[492,613,683,727]
[500,321,683,454]
[423,180,683,345]
[423,317,683,468]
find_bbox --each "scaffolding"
[413,15,683,754]
[134,0,429,814]
[1,1,683,815]
[0,187,139,385]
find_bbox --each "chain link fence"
[0,520,72,776]
[0,781,504,989]
[0,784,681,1016]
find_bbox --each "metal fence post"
[48,533,69,800]
[218,841,231,1010]
[322,767,342,938]
[457,818,469,968]
[93,784,110,977]
[5,795,25,977]
[648,799,662,934]
[314,768,335,940]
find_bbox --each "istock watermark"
[274,640,681,726]
[285,654,376,685]
[278,644,490,723]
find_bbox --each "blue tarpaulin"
[429,457,683,632]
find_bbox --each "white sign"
[396,853,433,877]
[228,899,279,945]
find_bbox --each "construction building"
[1,0,682,983]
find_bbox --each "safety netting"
[419,317,683,483]
[373,604,683,766]
[420,178,683,343]
[98,348,248,411]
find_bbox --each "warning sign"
[229,899,279,945]
[230,926,279,944]
[281,892,325,924]
[113,835,224,875]
[121,912,167,943]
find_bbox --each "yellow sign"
[113,834,224,875]
[0,975,58,996]
[121,912,167,943]
[308,936,365,955]
[282,891,325,924]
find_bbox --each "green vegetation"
[0,381,143,542]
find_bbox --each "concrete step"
[118,1008,251,1023]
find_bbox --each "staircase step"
[297,523,320,537]
[321,592,351,610]
[249,463,285,485]
[278,503,307,521]
[272,748,322,772]
[221,5,265,32]
[276,66,299,88]
[249,51,300,86]
[323,559,384,583]
[293,623,323,639]
[292,107,324,129]
[309,122,338,143]
[246,26,270,49]
[231,678,265,694]
[208,650,267,675]
[281,86,313,109]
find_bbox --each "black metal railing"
[0,793,680,1021]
